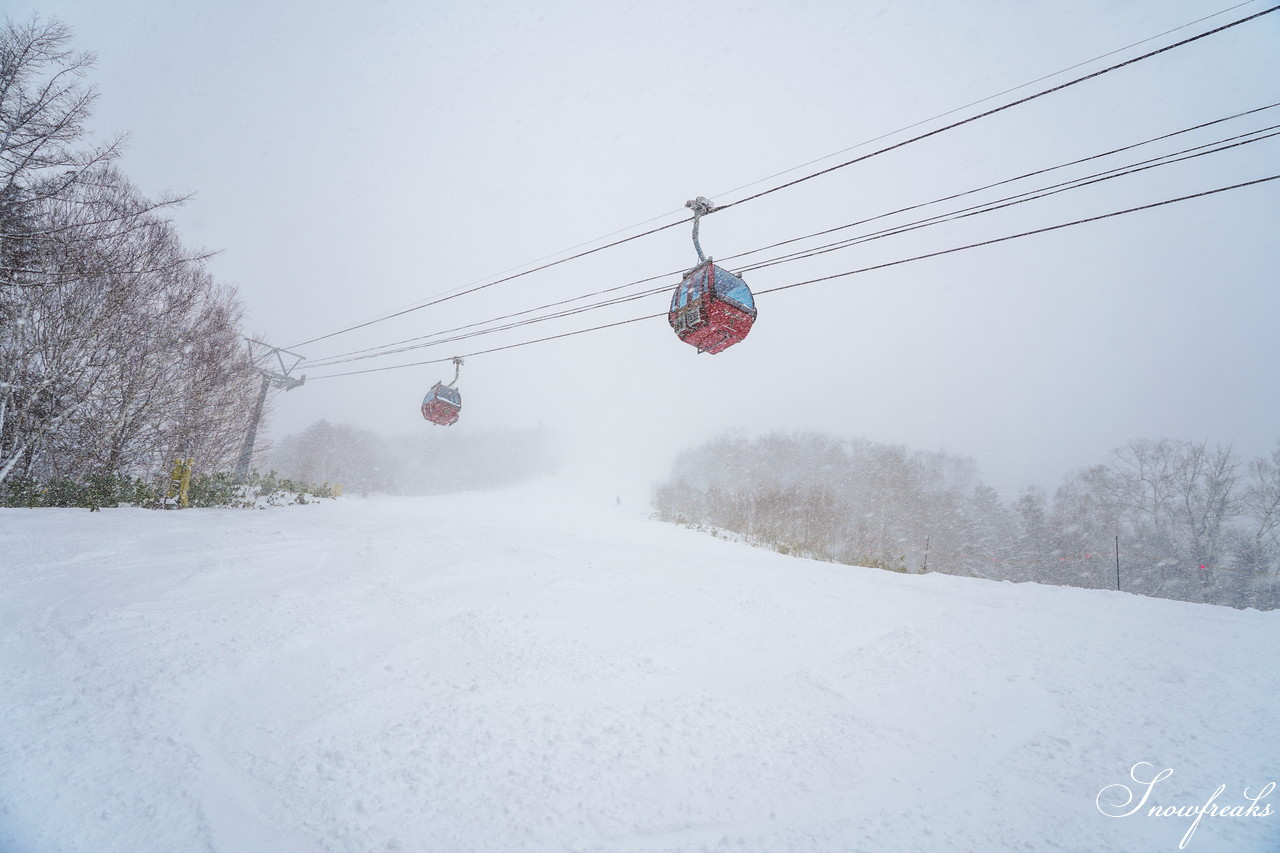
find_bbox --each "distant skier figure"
[616,495,622,507]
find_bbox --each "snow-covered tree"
[1,16,255,486]
[1238,441,1280,591]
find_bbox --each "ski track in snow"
[1,481,1277,852]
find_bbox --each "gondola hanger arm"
[685,196,719,264]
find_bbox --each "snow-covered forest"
[654,432,1280,609]
[266,419,559,495]
[0,18,258,492]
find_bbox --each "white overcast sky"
[16,0,1280,498]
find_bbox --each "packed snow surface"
[1,482,1277,852]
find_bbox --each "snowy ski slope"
[1,481,1276,852]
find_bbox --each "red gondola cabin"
[421,382,461,426]
[668,260,757,354]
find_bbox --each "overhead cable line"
[735,126,1280,274]
[714,4,1280,212]
[303,115,1280,368]
[706,0,1271,201]
[752,174,1279,297]
[306,129,1279,368]
[308,103,1280,365]
[306,134,1275,370]
[305,283,673,367]
[715,102,1280,270]
[287,3,1277,353]
[308,312,667,379]
[290,219,691,348]
[304,267,681,366]
[305,174,1279,380]
[326,211,688,330]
